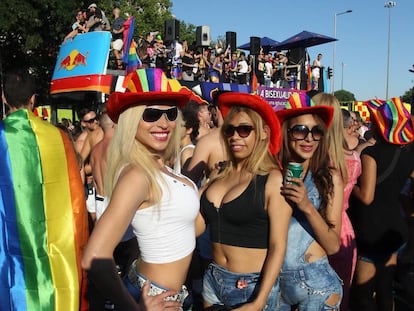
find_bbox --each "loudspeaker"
[196,26,210,47]
[164,19,180,42]
[226,31,237,52]
[250,36,261,55]
[288,47,306,65]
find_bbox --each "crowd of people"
[62,4,327,90]
[2,65,414,311]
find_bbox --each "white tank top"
[131,168,199,264]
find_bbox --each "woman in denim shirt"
[275,93,344,310]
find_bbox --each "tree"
[334,89,356,102]
[0,0,186,103]
[401,87,413,104]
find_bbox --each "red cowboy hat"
[107,68,191,123]
[218,92,282,157]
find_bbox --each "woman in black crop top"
[196,92,291,310]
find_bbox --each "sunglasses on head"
[142,107,178,123]
[288,124,324,141]
[83,117,97,124]
[223,124,254,138]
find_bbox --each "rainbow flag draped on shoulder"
[0,109,89,311]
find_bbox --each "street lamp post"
[332,9,352,94]
[385,1,396,100]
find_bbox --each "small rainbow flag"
[122,16,142,74]
[0,109,89,311]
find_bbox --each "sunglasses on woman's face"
[223,124,254,138]
[288,124,324,141]
[142,107,178,123]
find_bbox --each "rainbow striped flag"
[0,109,89,311]
[122,16,142,74]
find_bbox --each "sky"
[170,0,413,101]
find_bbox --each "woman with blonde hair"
[82,68,199,311]
[312,92,361,311]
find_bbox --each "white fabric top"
[131,168,199,264]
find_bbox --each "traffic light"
[327,67,333,79]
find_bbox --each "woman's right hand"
[140,280,182,310]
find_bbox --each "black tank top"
[200,174,269,249]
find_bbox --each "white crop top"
[131,168,199,264]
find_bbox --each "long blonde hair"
[220,106,278,177]
[104,105,182,205]
[312,92,348,184]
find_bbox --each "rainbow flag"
[0,109,89,311]
[122,16,142,74]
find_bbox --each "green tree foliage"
[334,89,356,102]
[0,0,187,102]
[401,87,413,103]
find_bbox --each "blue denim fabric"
[203,262,278,310]
[277,257,343,310]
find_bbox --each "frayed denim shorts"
[203,262,278,310]
[277,256,343,311]
[124,259,189,304]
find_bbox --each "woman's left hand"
[281,177,312,212]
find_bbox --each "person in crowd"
[276,92,343,310]
[182,45,196,82]
[311,53,323,90]
[85,3,110,31]
[237,51,249,84]
[111,7,125,70]
[228,52,239,83]
[81,68,198,311]
[197,92,291,309]
[255,49,266,86]
[64,9,87,42]
[341,108,359,151]
[312,92,361,311]
[352,110,368,144]
[210,51,225,83]
[264,52,274,87]
[198,49,211,82]
[0,68,89,310]
[349,97,414,311]
[173,99,200,174]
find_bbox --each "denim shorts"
[277,257,343,310]
[203,262,278,310]
[124,259,189,304]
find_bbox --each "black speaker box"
[288,47,306,65]
[226,31,237,52]
[250,36,261,55]
[164,19,180,42]
[196,26,210,47]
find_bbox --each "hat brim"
[107,91,191,123]
[276,106,334,128]
[218,92,282,156]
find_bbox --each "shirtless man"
[77,108,104,162]
[89,111,114,220]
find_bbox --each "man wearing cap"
[86,3,110,32]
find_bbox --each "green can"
[285,162,303,186]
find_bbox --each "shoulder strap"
[376,147,401,185]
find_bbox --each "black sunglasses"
[223,125,254,138]
[288,125,324,141]
[142,107,178,123]
[83,117,97,124]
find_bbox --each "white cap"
[88,3,97,9]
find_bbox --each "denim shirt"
[282,172,321,270]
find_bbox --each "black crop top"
[200,174,269,249]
